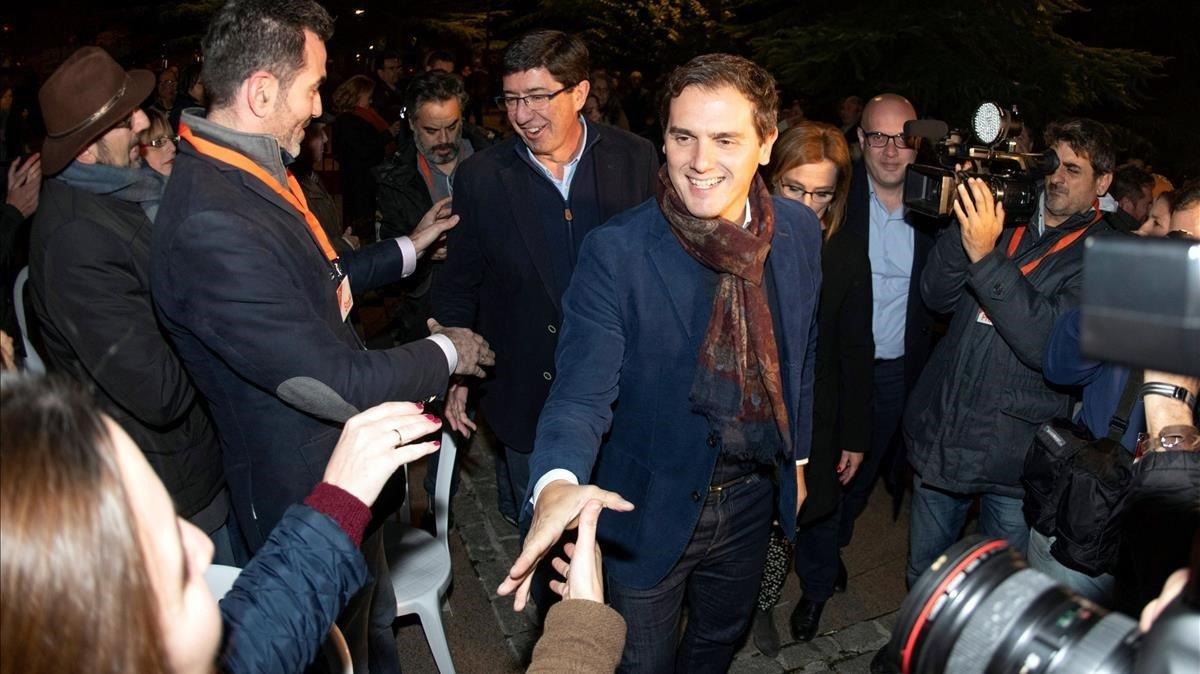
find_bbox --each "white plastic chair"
[384,429,457,673]
[204,564,353,674]
[12,267,45,373]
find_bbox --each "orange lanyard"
[1005,205,1100,276]
[179,123,343,277]
[416,152,436,194]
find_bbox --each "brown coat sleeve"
[527,600,627,673]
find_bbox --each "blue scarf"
[57,161,168,222]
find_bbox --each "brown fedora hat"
[38,46,155,175]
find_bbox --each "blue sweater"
[1043,309,1143,452]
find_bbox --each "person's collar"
[56,161,167,219]
[181,109,292,185]
[522,115,590,173]
[742,197,752,228]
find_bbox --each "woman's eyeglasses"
[142,135,179,149]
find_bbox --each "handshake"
[427,318,495,378]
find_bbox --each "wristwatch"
[1139,382,1198,410]
[1146,425,1200,452]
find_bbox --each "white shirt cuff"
[425,333,457,376]
[795,459,809,466]
[396,236,417,277]
[531,469,579,506]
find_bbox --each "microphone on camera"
[904,119,949,141]
[276,376,360,423]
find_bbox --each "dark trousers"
[793,505,842,602]
[837,356,907,548]
[338,530,401,674]
[607,472,774,673]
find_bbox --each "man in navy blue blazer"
[499,54,821,672]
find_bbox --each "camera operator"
[902,118,1117,586]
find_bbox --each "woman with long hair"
[0,375,440,673]
[751,122,874,655]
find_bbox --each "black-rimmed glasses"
[860,128,917,149]
[142,135,179,149]
[494,85,574,111]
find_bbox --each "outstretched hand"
[549,499,606,602]
[497,481,634,611]
[410,197,459,258]
[322,401,442,507]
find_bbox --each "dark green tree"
[742,0,1164,130]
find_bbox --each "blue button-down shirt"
[867,179,914,359]
[525,116,588,200]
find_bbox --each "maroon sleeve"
[303,482,371,548]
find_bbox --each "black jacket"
[842,160,939,391]
[153,114,450,551]
[801,227,874,525]
[29,178,224,519]
[433,120,658,453]
[904,209,1113,497]
[374,125,497,241]
[333,111,391,226]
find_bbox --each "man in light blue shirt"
[834,94,938,586]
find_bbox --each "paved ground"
[394,431,911,673]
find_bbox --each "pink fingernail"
[425,414,439,422]
[433,440,441,448]
[415,402,425,411]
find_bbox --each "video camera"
[903,102,1060,224]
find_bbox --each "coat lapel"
[499,158,563,312]
[766,221,806,427]
[646,213,705,342]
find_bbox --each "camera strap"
[1106,369,1143,442]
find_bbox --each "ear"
[76,142,100,165]
[245,71,280,119]
[571,80,591,114]
[758,127,779,166]
[1095,171,1114,197]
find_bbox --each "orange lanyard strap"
[1005,218,1094,277]
[416,152,436,194]
[179,123,342,273]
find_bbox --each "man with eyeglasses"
[828,94,939,591]
[28,47,238,570]
[432,30,657,533]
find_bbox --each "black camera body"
[903,103,1059,225]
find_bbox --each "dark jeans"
[607,472,774,673]
[838,356,907,548]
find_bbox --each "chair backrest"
[204,564,353,674]
[432,430,456,553]
[12,267,45,373]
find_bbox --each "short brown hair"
[332,74,376,114]
[660,53,778,143]
[769,122,853,240]
[1,376,168,674]
[1044,118,1115,176]
[502,30,589,88]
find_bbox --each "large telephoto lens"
[885,537,1140,674]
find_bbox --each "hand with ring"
[322,402,443,507]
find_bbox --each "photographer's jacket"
[903,208,1111,497]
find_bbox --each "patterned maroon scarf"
[655,166,791,460]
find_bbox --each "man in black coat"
[27,47,238,561]
[836,94,938,569]
[432,30,658,525]
[152,4,493,671]
[902,118,1116,586]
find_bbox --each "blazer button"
[543,371,553,381]
[547,324,557,334]
[691,491,701,502]
[706,433,719,448]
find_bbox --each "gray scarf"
[57,161,168,222]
